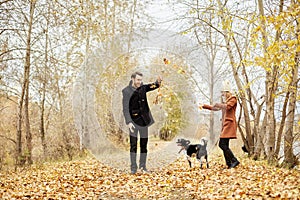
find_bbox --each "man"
[122,71,162,174]
[200,80,240,169]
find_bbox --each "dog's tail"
[200,137,208,147]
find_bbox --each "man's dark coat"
[122,80,160,127]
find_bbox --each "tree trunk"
[283,82,297,168]
[252,101,264,158]
[16,88,25,167]
[59,94,73,160]
[127,0,137,51]
[274,92,289,158]
[40,2,50,159]
[283,9,299,167]
[40,86,46,158]
[24,80,32,165]
[193,10,220,146]
[283,74,298,167]
[208,62,215,144]
[257,0,277,163]
[216,0,254,154]
[55,62,73,160]
[254,113,267,160]
[23,0,36,165]
[265,82,276,163]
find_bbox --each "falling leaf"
[163,58,170,65]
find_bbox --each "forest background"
[0,0,299,172]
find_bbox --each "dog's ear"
[186,140,190,144]
[201,138,208,145]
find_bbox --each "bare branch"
[0,134,16,144]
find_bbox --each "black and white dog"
[176,138,209,169]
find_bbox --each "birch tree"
[1,0,38,166]
[171,0,299,167]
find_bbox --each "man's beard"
[133,82,141,88]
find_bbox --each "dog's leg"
[199,158,203,169]
[178,148,184,154]
[187,156,192,168]
[196,153,202,169]
[205,155,209,168]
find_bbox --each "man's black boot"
[130,152,137,174]
[139,153,149,173]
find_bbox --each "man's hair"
[131,71,143,79]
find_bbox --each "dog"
[176,138,209,169]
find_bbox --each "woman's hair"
[131,71,143,79]
[225,91,232,99]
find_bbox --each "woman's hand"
[198,104,203,110]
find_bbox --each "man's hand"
[127,122,135,132]
[157,75,163,84]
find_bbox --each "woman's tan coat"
[203,96,237,139]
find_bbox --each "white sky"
[146,0,181,31]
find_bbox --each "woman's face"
[221,91,227,98]
[221,91,230,101]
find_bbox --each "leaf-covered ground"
[0,153,299,199]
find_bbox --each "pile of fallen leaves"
[0,154,299,199]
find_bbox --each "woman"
[201,81,240,169]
